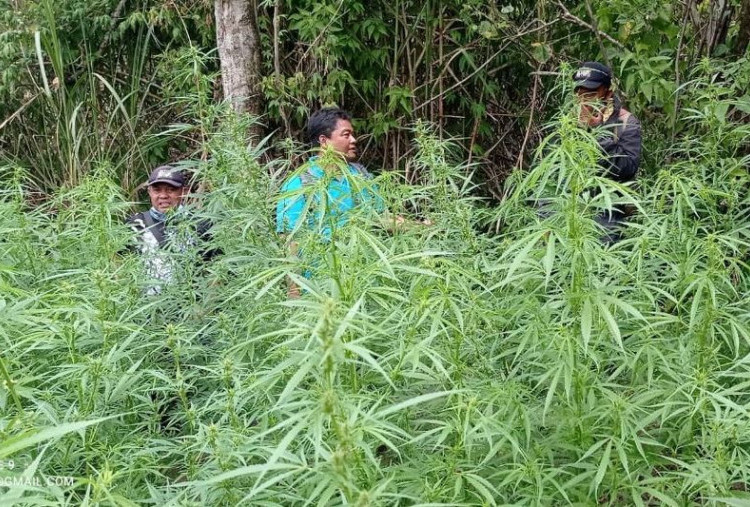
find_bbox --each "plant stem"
[0,354,23,412]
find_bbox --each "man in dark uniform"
[126,165,220,433]
[127,165,217,295]
[574,61,642,242]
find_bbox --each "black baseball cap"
[573,62,612,90]
[147,165,186,188]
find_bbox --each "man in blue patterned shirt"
[276,108,386,296]
[276,108,383,237]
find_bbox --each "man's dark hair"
[304,107,352,147]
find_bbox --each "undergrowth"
[2,66,750,506]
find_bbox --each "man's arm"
[597,117,642,183]
[349,173,430,232]
[284,239,301,299]
[121,213,146,255]
[276,176,307,234]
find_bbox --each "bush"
[3,72,750,505]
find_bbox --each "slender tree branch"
[735,0,750,54]
[516,67,541,169]
[554,1,626,50]
[531,70,563,77]
[95,0,129,59]
[582,0,612,68]
[273,0,281,78]
[672,3,691,140]
[272,0,291,137]
[0,92,40,132]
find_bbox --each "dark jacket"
[596,95,642,183]
[126,209,219,261]
[126,209,220,295]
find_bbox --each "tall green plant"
[4,55,750,507]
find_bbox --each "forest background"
[2,0,749,195]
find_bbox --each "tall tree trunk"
[214,0,263,133]
[736,0,750,55]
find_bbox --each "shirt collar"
[149,207,167,222]
[149,205,183,222]
[307,156,326,178]
[602,95,622,125]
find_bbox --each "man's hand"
[381,213,432,232]
[579,103,602,128]
[282,238,302,299]
[287,281,301,299]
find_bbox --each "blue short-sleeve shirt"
[276,157,383,237]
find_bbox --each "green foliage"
[2,64,750,504]
[4,0,750,196]
[2,1,750,501]
[0,0,216,191]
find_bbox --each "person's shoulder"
[196,218,213,236]
[281,160,322,191]
[349,162,373,179]
[126,211,147,227]
[618,107,640,127]
[280,173,304,192]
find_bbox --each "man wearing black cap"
[574,61,642,183]
[574,61,642,242]
[127,165,217,295]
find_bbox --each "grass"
[2,66,750,506]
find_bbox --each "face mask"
[601,99,615,122]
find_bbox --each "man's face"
[320,119,357,161]
[576,85,612,127]
[148,183,185,213]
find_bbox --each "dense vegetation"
[2,0,750,505]
[1,0,749,193]
[3,71,750,503]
